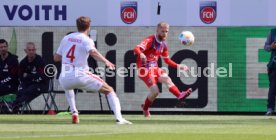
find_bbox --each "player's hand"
[105,61,116,70]
[179,64,189,71]
[140,53,147,65]
[271,42,276,47]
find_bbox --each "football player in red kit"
[133,22,193,117]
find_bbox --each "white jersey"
[57,32,103,91]
[56,32,96,71]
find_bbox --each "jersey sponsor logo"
[200,1,217,24]
[120,1,137,24]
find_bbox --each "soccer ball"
[178,31,195,46]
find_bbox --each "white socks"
[65,90,123,121]
[65,90,78,114]
[107,92,123,121]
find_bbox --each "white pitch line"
[0,132,130,139]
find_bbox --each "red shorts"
[138,67,166,87]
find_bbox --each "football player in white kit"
[54,16,132,124]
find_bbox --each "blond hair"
[157,21,169,28]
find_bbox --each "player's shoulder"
[141,35,154,43]
[63,32,74,39]
[64,32,80,40]
[76,32,94,43]
[145,35,155,40]
[84,35,94,43]
[63,32,93,43]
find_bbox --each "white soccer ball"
[178,31,195,46]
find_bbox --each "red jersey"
[134,35,169,68]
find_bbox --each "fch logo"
[120,1,137,24]
[200,1,216,24]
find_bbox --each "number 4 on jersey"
[66,45,76,63]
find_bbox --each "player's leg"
[64,89,79,124]
[59,72,80,124]
[98,82,132,124]
[81,72,131,124]
[266,70,276,115]
[141,84,160,117]
[65,89,78,113]
[99,83,122,121]
[157,69,192,100]
[138,68,160,117]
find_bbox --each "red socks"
[143,98,152,111]
[169,86,181,98]
[143,86,180,110]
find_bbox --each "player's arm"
[86,38,115,70]
[133,47,147,64]
[264,32,276,52]
[133,38,151,64]
[89,49,115,70]
[162,47,189,71]
[54,53,62,62]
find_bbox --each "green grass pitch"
[0,115,275,140]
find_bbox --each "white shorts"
[59,70,104,92]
